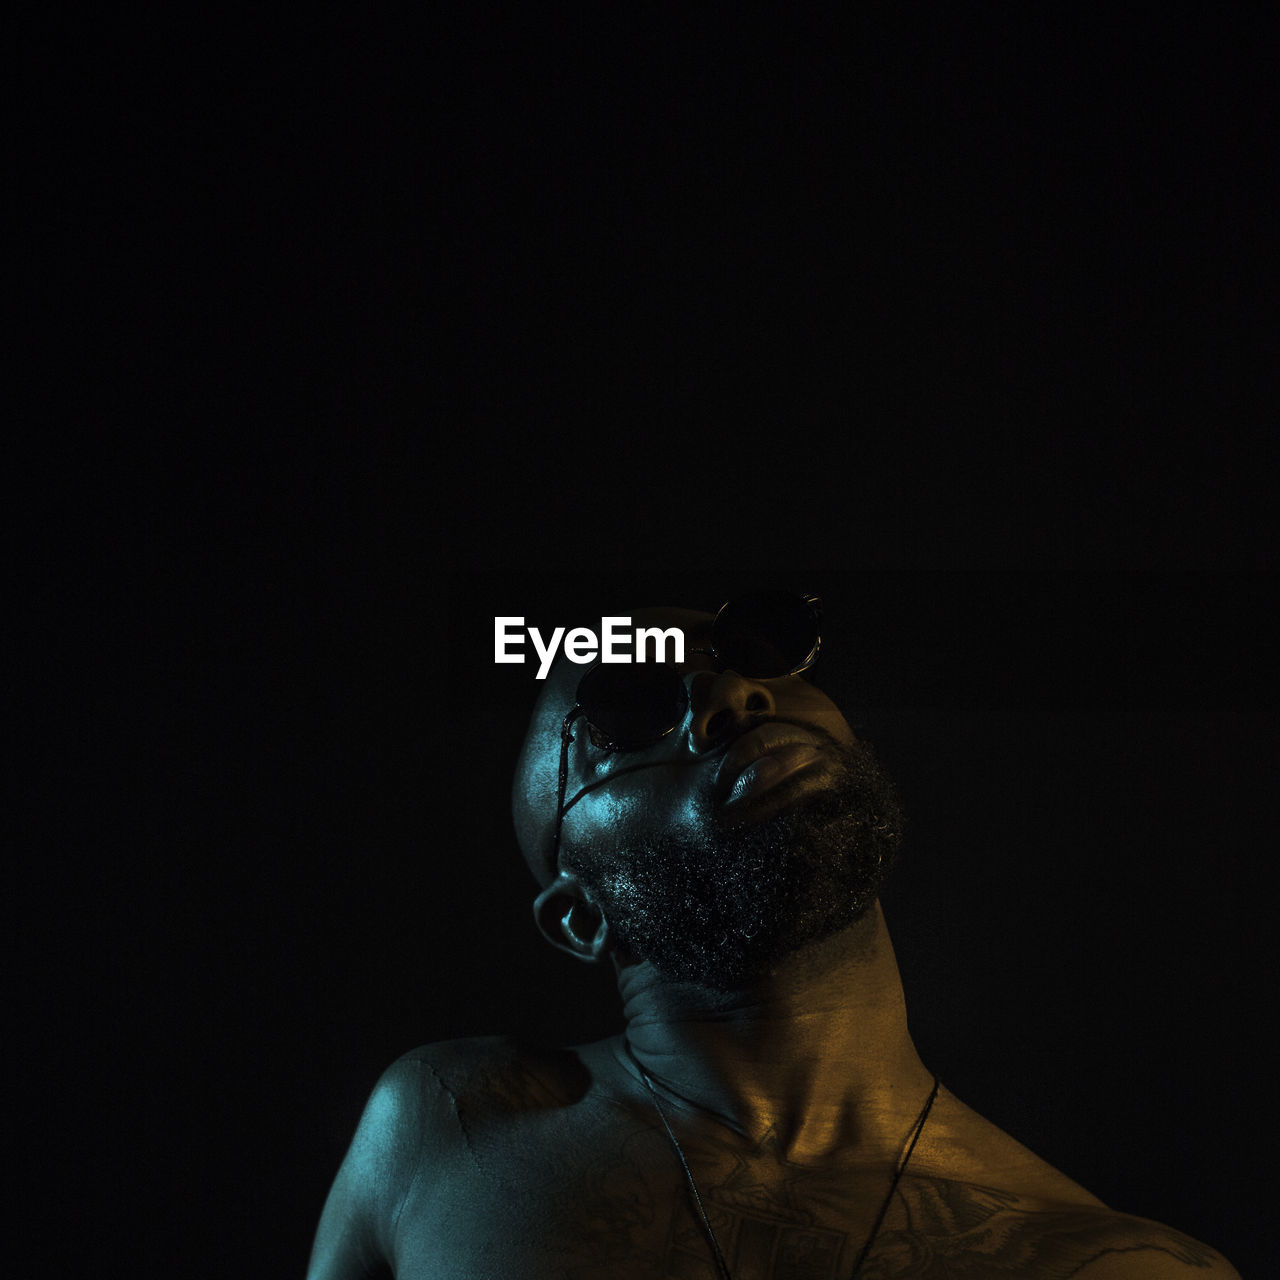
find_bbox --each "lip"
[713,723,826,807]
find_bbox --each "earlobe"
[532,874,612,963]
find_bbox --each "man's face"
[512,606,903,989]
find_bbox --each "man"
[308,595,1239,1278]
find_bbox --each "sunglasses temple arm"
[549,706,584,868]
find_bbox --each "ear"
[532,872,613,963]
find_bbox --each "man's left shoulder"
[1046,1207,1239,1279]
[929,1094,1239,1277]
[892,1172,1239,1279]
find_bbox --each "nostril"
[692,673,776,748]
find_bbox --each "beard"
[563,736,904,991]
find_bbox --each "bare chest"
[387,1101,1164,1280]
[391,1098,902,1277]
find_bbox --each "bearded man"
[307,592,1238,1279]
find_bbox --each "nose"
[687,669,776,752]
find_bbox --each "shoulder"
[1064,1211,1241,1278]
[886,1175,1239,1280]
[908,1092,1239,1278]
[307,1036,585,1280]
[393,1034,596,1111]
[305,1050,446,1280]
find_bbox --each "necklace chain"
[628,1045,940,1280]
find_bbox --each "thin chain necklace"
[627,1044,939,1280]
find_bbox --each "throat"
[615,906,933,1163]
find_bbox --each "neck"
[615,903,933,1163]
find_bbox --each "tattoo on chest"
[556,1126,1220,1279]
[438,1063,1218,1278]
[658,1130,858,1279]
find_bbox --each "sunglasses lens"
[576,661,690,748]
[712,590,821,677]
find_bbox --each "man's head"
[511,602,903,991]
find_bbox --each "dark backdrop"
[17,5,1277,1278]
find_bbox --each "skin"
[308,606,1240,1279]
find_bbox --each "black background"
[16,5,1277,1277]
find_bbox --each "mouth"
[713,723,827,812]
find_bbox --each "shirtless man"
[307,593,1240,1278]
